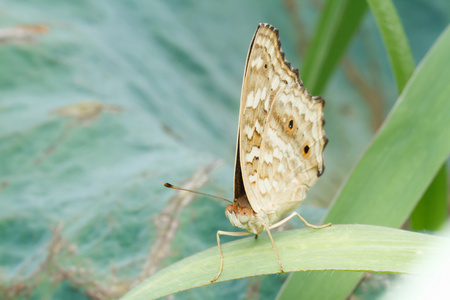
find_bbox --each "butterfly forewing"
[237,24,296,205]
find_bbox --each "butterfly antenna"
[164,183,233,204]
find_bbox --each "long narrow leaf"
[366,0,415,92]
[410,164,448,231]
[301,0,367,94]
[121,225,449,300]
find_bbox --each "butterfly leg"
[263,224,285,273]
[211,230,251,283]
[295,212,332,229]
[262,214,331,274]
[269,212,332,230]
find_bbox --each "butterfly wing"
[235,23,326,224]
[235,24,295,205]
[257,85,327,220]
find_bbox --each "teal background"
[0,0,448,299]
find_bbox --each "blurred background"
[0,0,448,299]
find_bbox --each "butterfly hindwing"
[257,86,326,218]
[236,23,326,220]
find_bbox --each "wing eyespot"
[302,142,311,157]
[285,119,295,134]
[288,120,293,129]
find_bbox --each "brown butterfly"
[166,23,330,283]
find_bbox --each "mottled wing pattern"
[236,24,296,207]
[237,23,327,221]
[257,85,326,219]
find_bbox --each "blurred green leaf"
[121,225,449,300]
[366,0,415,92]
[380,223,450,299]
[278,23,450,300]
[410,164,448,231]
[302,0,367,94]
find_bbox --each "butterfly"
[166,23,330,283]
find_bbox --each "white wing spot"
[243,125,252,139]
[249,173,257,183]
[262,153,273,164]
[277,162,286,173]
[245,146,260,163]
[253,88,262,109]
[251,56,264,69]
[271,76,280,91]
[263,178,272,193]
[245,91,254,108]
[264,95,270,112]
[243,120,263,139]
[273,147,283,160]
[311,122,319,140]
[258,178,267,194]
[261,87,267,102]
[255,120,263,134]
[272,180,279,191]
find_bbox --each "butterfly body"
[225,194,272,234]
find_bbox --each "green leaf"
[366,0,415,92]
[410,164,448,231]
[278,22,450,300]
[280,0,417,297]
[121,225,448,300]
[301,0,367,94]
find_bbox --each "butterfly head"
[225,195,266,234]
